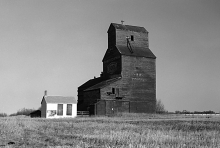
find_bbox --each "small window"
[116,97,122,100]
[116,88,119,97]
[131,35,134,41]
[67,104,72,115]
[57,104,63,116]
[112,88,115,94]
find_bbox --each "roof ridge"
[110,23,148,33]
[112,23,145,28]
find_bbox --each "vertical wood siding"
[78,23,156,114]
[100,56,156,113]
[82,90,100,111]
[41,99,47,118]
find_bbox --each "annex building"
[78,23,156,115]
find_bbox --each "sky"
[0,0,220,114]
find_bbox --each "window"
[131,35,134,41]
[57,104,63,115]
[116,88,119,97]
[67,104,72,115]
[112,88,115,94]
[112,88,120,96]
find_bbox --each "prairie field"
[0,114,220,148]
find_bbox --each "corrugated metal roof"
[43,96,77,104]
[111,23,148,33]
[116,45,156,59]
[85,77,121,91]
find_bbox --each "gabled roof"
[42,96,77,104]
[102,46,121,62]
[78,76,105,91]
[117,45,156,59]
[103,45,156,60]
[85,77,121,91]
[109,23,148,33]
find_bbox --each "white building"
[41,94,77,118]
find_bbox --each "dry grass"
[0,114,220,147]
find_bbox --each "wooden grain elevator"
[78,23,156,115]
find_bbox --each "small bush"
[9,108,36,116]
[156,99,166,113]
[0,113,7,117]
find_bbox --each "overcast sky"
[0,0,220,114]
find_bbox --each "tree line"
[0,108,36,117]
[175,110,217,114]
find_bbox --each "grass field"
[0,114,220,148]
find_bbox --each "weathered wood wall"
[101,55,156,113]
[116,30,149,48]
[95,100,130,115]
[108,25,116,48]
[78,23,156,113]
[108,24,149,48]
[121,56,156,102]
[78,89,100,111]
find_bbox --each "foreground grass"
[0,114,220,147]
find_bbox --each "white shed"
[41,96,77,118]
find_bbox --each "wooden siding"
[95,100,130,115]
[96,100,106,115]
[77,77,104,111]
[41,98,46,118]
[121,55,156,102]
[103,45,122,78]
[116,30,149,48]
[129,101,155,113]
[80,89,100,111]
[78,23,156,114]
[100,55,156,113]
[108,24,149,52]
[108,25,116,48]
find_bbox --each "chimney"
[44,90,47,97]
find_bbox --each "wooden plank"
[77,111,89,116]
